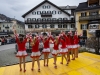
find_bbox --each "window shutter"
[81,13,82,16]
[85,12,87,16]
[80,24,82,29]
[87,24,88,29]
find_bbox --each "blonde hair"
[31,37,37,46]
[54,36,59,45]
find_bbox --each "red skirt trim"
[42,52,50,54]
[60,52,68,54]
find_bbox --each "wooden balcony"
[79,14,100,21]
[25,20,75,24]
[26,28,75,32]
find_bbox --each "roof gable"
[22,0,70,18]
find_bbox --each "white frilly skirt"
[42,48,50,53]
[30,51,41,58]
[52,49,60,55]
[60,48,68,54]
[16,51,27,57]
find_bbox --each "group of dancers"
[13,27,80,72]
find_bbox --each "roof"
[59,6,77,10]
[76,2,100,12]
[22,0,70,18]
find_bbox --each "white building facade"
[22,0,77,34]
[0,19,25,36]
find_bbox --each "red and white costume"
[74,35,79,48]
[30,38,41,58]
[70,37,76,49]
[59,36,68,54]
[41,36,51,53]
[63,34,71,50]
[50,37,60,56]
[15,34,28,57]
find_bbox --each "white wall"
[64,10,71,14]
[25,2,70,20]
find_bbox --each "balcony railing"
[25,20,75,24]
[26,28,75,32]
[79,14,100,21]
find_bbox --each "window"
[47,5,50,9]
[58,18,62,22]
[0,27,1,30]
[37,11,41,15]
[42,18,46,22]
[3,30,5,32]
[7,30,9,32]
[71,18,74,20]
[52,11,56,14]
[37,18,41,22]
[81,24,87,30]
[3,25,4,27]
[42,25,47,28]
[32,18,36,21]
[63,24,67,28]
[42,11,46,14]
[58,11,62,14]
[50,24,54,28]
[28,25,32,28]
[10,24,12,27]
[58,24,62,28]
[35,25,39,28]
[47,18,51,22]
[63,18,68,20]
[81,12,87,17]
[27,18,31,21]
[32,11,36,15]
[42,6,46,9]
[89,11,98,16]
[52,18,56,22]
[71,24,75,28]
[47,11,51,14]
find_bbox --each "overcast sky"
[0,0,87,22]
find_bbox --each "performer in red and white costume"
[74,33,81,58]
[62,31,71,62]
[30,36,41,72]
[59,33,69,65]
[13,28,29,72]
[50,36,60,68]
[70,35,76,60]
[40,33,51,66]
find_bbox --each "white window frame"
[81,24,87,30]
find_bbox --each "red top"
[16,37,27,51]
[74,35,79,44]
[63,34,71,45]
[50,37,60,50]
[70,38,74,45]
[59,38,66,49]
[41,37,51,48]
[31,39,39,52]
